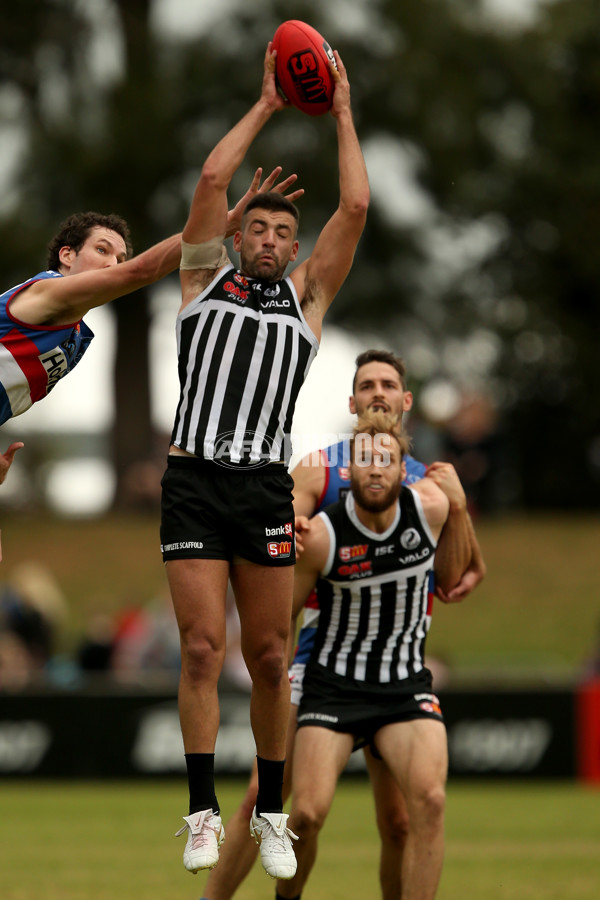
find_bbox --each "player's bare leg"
[231,560,293,762]
[276,726,354,898]
[376,720,447,900]
[167,558,229,753]
[167,558,230,871]
[364,747,410,899]
[231,560,297,879]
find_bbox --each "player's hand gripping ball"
[272,20,337,116]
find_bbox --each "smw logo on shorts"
[267,541,292,558]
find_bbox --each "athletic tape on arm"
[180,236,230,270]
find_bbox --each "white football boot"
[249,806,298,879]
[175,809,225,873]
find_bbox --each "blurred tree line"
[0,0,599,509]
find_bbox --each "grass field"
[0,778,599,899]
[1,510,599,680]
[2,512,599,896]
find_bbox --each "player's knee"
[378,806,410,847]
[180,633,224,683]
[246,643,288,690]
[412,783,446,825]
[290,802,327,839]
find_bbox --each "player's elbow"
[343,191,370,221]
[199,159,230,193]
[358,186,371,213]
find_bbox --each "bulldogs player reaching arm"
[0,212,179,427]
[276,411,468,900]
[162,42,368,882]
[0,171,299,570]
[0,163,299,430]
[0,211,175,554]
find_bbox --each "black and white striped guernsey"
[170,264,319,465]
[312,487,437,684]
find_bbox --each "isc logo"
[287,50,329,104]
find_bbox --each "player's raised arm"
[290,51,369,335]
[183,48,285,244]
[179,45,288,309]
[12,232,182,327]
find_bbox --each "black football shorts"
[296,663,444,755]
[160,455,296,566]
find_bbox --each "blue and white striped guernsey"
[0,271,93,425]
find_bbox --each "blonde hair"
[350,410,411,463]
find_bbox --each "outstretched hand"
[261,42,289,113]
[226,167,304,236]
[329,50,351,118]
[0,441,24,485]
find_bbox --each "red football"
[272,20,336,116]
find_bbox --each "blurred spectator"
[77,612,114,673]
[0,560,67,685]
[108,589,181,684]
[0,630,37,689]
[107,584,250,689]
[0,563,252,689]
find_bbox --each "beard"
[239,248,287,282]
[350,476,402,514]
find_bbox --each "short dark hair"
[46,212,133,271]
[241,192,300,229]
[353,349,408,393]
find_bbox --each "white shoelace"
[261,817,299,852]
[175,810,220,845]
